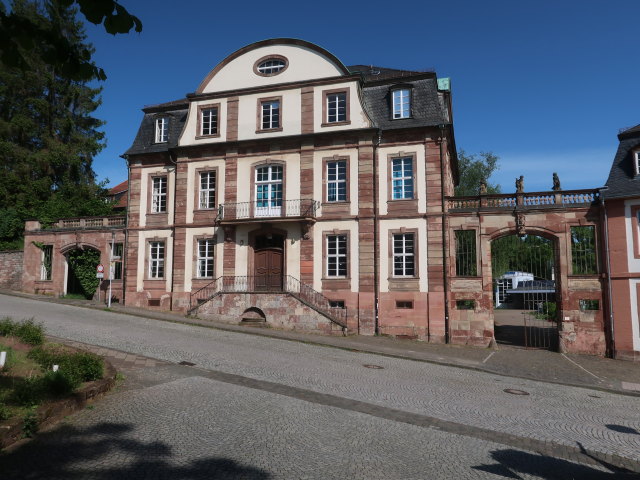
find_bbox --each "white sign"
[96,272,104,279]
[97,264,105,273]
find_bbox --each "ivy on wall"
[67,249,101,299]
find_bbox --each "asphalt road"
[1,294,639,479]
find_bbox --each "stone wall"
[196,292,344,335]
[0,250,24,290]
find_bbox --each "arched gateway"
[447,189,606,355]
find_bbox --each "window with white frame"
[199,171,216,209]
[635,151,640,176]
[111,243,123,280]
[261,100,280,129]
[151,176,167,213]
[40,245,53,280]
[392,88,410,119]
[256,58,286,75]
[155,117,169,143]
[391,157,414,199]
[393,233,415,277]
[197,239,215,278]
[201,107,218,136]
[255,165,283,210]
[149,241,165,279]
[326,234,347,277]
[327,92,347,123]
[327,160,347,202]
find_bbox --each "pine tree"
[0,0,113,249]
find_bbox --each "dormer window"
[635,150,640,176]
[254,55,288,76]
[392,88,411,119]
[155,117,169,143]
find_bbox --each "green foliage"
[67,248,101,298]
[0,0,118,249]
[455,150,501,196]
[14,318,45,346]
[29,345,103,382]
[13,377,43,406]
[491,235,554,281]
[535,302,557,320]
[570,226,597,275]
[0,402,10,421]
[22,406,38,437]
[0,0,141,82]
[42,369,81,396]
[0,316,16,336]
[70,352,103,381]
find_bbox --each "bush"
[0,403,10,421]
[12,377,44,406]
[28,344,67,369]
[0,347,16,372]
[70,352,103,381]
[43,370,81,396]
[0,317,16,336]
[14,319,44,346]
[29,346,104,384]
[22,407,38,438]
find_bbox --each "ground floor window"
[197,239,215,278]
[149,241,165,279]
[392,233,415,276]
[112,243,123,280]
[40,245,53,280]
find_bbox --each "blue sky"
[85,0,640,193]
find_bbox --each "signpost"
[96,264,104,302]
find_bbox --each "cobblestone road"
[1,295,639,478]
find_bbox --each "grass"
[0,337,43,420]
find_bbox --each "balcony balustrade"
[446,189,600,212]
[217,199,319,223]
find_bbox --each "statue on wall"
[516,212,526,237]
[552,172,561,191]
[515,175,524,193]
[479,180,487,195]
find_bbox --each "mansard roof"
[603,124,640,199]
[123,104,188,156]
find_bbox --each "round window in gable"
[254,55,288,77]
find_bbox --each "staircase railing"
[188,275,348,328]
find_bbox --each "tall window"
[635,151,640,176]
[40,245,53,280]
[151,176,167,213]
[155,117,169,143]
[261,100,280,129]
[391,157,414,199]
[327,160,347,202]
[255,165,283,214]
[571,226,597,274]
[149,242,165,279]
[112,243,123,280]
[197,239,215,278]
[455,230,477,276]
[199,171,216,209]
[326,235,347,277]
[327,92,347,123]
[201,107,218,136]
[392,88,410,119]
[393,233,415,276]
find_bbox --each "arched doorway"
[490,234,559,350]
[65,247,101,299]
[252,232,284,291]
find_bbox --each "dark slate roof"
[347,65,433,83]
[603,124,640,199]
[124,105,188,156]
[360,77,446,131]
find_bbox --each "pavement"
[2,289,640,397]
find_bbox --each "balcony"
[217,199,319,224]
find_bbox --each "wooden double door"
[254,234,284,291]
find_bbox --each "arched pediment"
[196,38,350,94]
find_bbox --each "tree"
[455,150,501,196]
[0,0,114,249]
[0,0,141,81]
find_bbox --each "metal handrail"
[218,199,319,221]
[188,275,347,328]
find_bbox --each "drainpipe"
[120,154,131,305]
[438,124,450,343]
[373,129,381,336]
[601,190,615,358]
[168,150,178,311]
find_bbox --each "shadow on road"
[0,422,271,479]
[472,448,636,479]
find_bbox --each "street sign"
[96,272,104,279]
[97,264,104,273]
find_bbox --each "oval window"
[254,56,288,76]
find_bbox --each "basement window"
[396,300,414,309]
[329,300,345,309]
[579,299,600,311]
[456,300,475,310]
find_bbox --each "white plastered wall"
[179,99,228,146]
[624,198,640,351]
[200,44,344,93]
[629,279,640,351]
[312,81,370,132]
[377,144,426,216]
[313,148,359,216]
[237,88,302,141]
[236,153,300,204]
[183,227,223,292]
[136,229,173,292]
[138,166,176,228]
[312,220,359,292]
[185,159,226,224]
[378,219,428,293]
